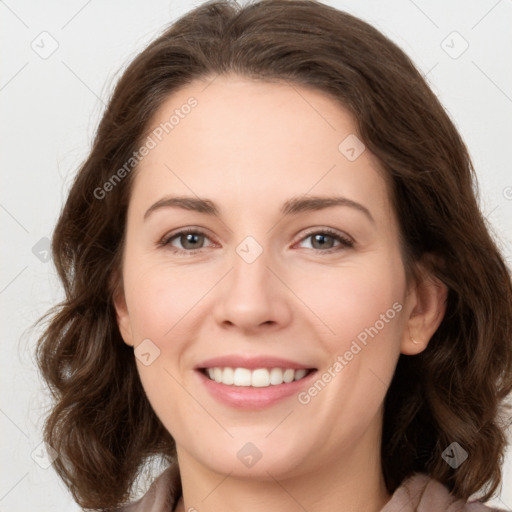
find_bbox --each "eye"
[159,229,215,253]
[159,227,354,255]
[296,228,354,253]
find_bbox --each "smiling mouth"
[199,367,316,387]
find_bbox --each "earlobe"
[410,335,421,346]
[401,262,448,356]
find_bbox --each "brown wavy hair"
[35,0,512,509]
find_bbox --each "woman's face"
[114,75,441,480]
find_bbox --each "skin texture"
[114,75,447,512]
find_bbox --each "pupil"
[183,233,202,249]
[313,234,333,249]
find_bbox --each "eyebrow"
[143,195,375,224]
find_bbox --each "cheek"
[292,257,406,352]
[123,259,213,343]
[125,261,205,421]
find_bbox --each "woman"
[36,1,512,511]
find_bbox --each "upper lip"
[195,355,317,370]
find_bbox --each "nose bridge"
[230,238,276,309]
[213,234,292,331]
[232,239,270,294]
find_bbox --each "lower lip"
[196,369,317,410]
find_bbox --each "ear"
[111,273,135,348]
[401,257,448,355]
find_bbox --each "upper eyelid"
[298,226,353,243]
[160,228,217,247]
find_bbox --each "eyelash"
[158,227,354,255]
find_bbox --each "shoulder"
[112,463,181,512]
[380,473,507,512]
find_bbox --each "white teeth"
[233,368,252,386]
[204,367,310,387]
[283,369,295,383]
[223,367,234,385]
[213,367,223,383]
[294,369,307,381]
[269,368,283,385]
[251,369,269,387]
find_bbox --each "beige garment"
[379,472,506,512]
[115,463,506,512]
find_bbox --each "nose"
[212,246,293,335]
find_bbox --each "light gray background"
[1,0,511,510]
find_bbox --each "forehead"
[131,75,394,223]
